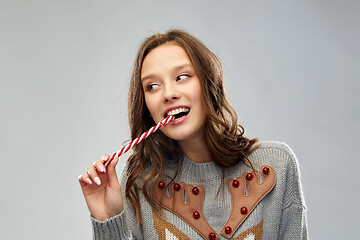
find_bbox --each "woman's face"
[141,44,206,143]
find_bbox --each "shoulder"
[252,141,295,157]
[249,141,306,207]
[248,141,299,170]
[247,141,303,195]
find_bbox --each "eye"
[147,83,159,91]
[176,74,189,81]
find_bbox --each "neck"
[177,132,212,163]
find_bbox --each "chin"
[167,128,203,142]
[166,134,189,141]
[161,130,189,141]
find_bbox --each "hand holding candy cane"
[78,115,174,221]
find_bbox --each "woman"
[79,29,308,239]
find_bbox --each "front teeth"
[167,107,190,117]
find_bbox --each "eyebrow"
[141,63,193,82]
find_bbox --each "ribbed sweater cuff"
[91,211,130,239]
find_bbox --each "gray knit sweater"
[91,141,308,239]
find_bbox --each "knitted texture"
[91,141,308,239]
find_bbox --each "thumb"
[106,156,120,187]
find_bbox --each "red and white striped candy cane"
[104,115,174,166]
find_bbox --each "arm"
[91,210,139,240]
[279,203,308,239]
[79,155,143,239]
[278,145,308,239]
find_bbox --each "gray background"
[1,0,359,239]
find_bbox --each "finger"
[106,156,119,186]
[102,154,110,163]
[78,174,93,186]
[93,160,106,173]
[86,166,102,186]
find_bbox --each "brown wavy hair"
[126,29,259,223]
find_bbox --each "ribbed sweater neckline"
[178,155,223,180]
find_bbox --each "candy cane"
[104,115,174,166]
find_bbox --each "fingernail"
[114,156,119,166]
[100,165,106,173]
[102,155,108,161]
[86,178,92,184]
[78,175,82,180]
[94,177,101,185]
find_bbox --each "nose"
[163,83,180,103]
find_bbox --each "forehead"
[141,44,193,77]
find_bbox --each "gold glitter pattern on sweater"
[152,209,190,240]
[234,219,263,240]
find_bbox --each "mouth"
[164,107,190,120]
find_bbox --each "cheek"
[144,96,153,113]
[192,82,206,121]
[192,81,203,106]
[144,94,159,119]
